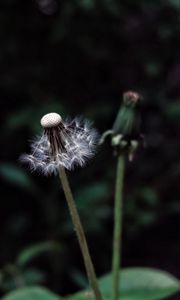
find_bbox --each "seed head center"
[40,113,62,128]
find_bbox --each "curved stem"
[112,155,125,300]
[59,167,102,300]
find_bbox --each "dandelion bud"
[112,91,141,137]
[99,91,143,160]
[111,91,143,160]
[123,91,141,107]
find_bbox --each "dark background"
[0,0,180,299]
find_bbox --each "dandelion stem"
[59,167,102,300]
[112,155,125,300]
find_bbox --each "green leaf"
[168,0,180,9]
[0,163,33,190]
[68,268,180,300]
[22,268,46,285]
[75,182,108,205]
[62,182,110,233]
[165,102,180,120]
[1,286,60,300]
[77,0,95,11]
[99,267,180,300]
[68,291,96,300]
[16,242,60,266]
[0,268,45,292]
[70,270,88,289]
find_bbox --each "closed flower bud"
[123,91,140,107]
[100,91,143,161]
[112,91,141,137]
[112,91,142,159]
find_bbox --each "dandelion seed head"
[21,114,99,175]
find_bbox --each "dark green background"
[0,0,180,299]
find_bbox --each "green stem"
[112,155,125,300]
[59,167,102,300]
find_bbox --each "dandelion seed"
[21,112,98,175]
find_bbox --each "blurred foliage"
[1,287,60,300]
[0,241,61,293]
[0,0,180,299]
[16,241,61,267]
[2,268,180,300]
[0,163,35,191]
[98,268,180,300]
[69,268,180,300]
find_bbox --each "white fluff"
[21,117,99,175]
